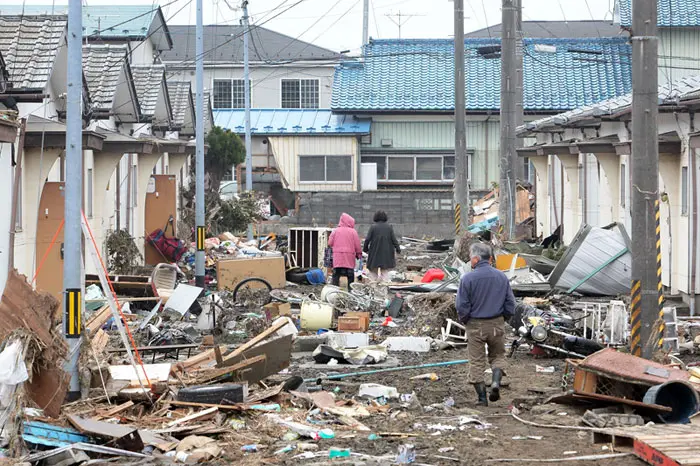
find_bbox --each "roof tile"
[617,0,700,27]
[332,37,632,112]
[131,64,166,117]
[0,15,66,90]
[82,44,128,110]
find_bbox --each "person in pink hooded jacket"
[328,213,362,289]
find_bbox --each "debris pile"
[4,222,700,466]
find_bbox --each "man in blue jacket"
[456,243,515,406]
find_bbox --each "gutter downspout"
[484,114,491,187]
[690,111,697,316]
[8,118,25,272]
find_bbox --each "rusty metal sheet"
[579,348,695,387]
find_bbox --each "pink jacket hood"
[338,213,355,229]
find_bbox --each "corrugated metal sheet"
[364,120,500,189]
[658,29,700,85]
[548,223,632,296]
[268,136,357,192]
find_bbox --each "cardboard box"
[264,302,292,319]
[216,256,286,291]
[338,312,370,332]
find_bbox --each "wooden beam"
[217,318,289,367]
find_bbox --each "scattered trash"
[535,365,555,373]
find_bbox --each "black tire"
[232,277,273,305]
[286,268,310,284]
[177,383,246,404]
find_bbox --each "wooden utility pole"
[630,0,661,359]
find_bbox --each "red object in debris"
[421,268,445,283]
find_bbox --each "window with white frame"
[361,154,466,182]
[299,155,352,183]
[281,79,319,108]
[213,79,249,108]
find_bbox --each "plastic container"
[241,444,258,453]
[320,285,342,304]
[421,268,445,283]
[643,380,700,423]
[329,448,351,458]
[396,444,416,464]
[300,300,334,330]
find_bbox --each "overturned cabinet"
[288,227,332,269]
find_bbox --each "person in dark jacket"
[363,210,400,281]
[456,243,515,406]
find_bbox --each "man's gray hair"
[469,243,492,261]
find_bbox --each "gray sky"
[16,0,618,53]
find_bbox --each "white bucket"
[300,300,334,330]
[320,285,342,305]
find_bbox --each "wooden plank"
[174,345,227,373]
[192,354,266,384]
[218,319,289,366]
[168,400,243,411]
[67,414,166,447]
[166,407,218,427]
[217,334,292,384]
[91,329,109,354]
[85,305,112,336]
[216,256,286,291]
[95,401,134,419]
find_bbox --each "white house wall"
[168,65,335,109]
[268,136,357,192]
[0,143,13,294]
[658,28,700,86]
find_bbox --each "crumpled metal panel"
[548,223,631,296]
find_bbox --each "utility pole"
[242,1,253,241]
[499,0,517,240]
[362,0,369,45]
[453,0,468,237]
[195,0,205,288]
[64,0,83,400]
[514,0,524,181]
[630,0,661,359]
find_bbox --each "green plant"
[105,230,143,274]
[205,126,245,190]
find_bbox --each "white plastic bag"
[0,339,29,407]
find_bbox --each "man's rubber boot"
[474,383,488,406]
[490,368,503,402]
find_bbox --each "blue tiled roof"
[617,0,700,27]
[214,109,371,135]
[332,37,632,112]
[0,5,166,40]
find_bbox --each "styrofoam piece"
[109,363,172,383]
[382,336,432,352]
[358,383,399,399]
[327,332,369,349]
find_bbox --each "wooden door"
[35,182,65,302]
[144,175,178,265]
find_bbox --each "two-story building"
[0,6,210,300]
[518,0,700,308]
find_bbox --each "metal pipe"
[194,0,205,288]
[64,0,83,400]
[305,359,470,384]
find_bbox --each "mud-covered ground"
[215,346,648,465]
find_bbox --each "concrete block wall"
[291,191,457,238]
